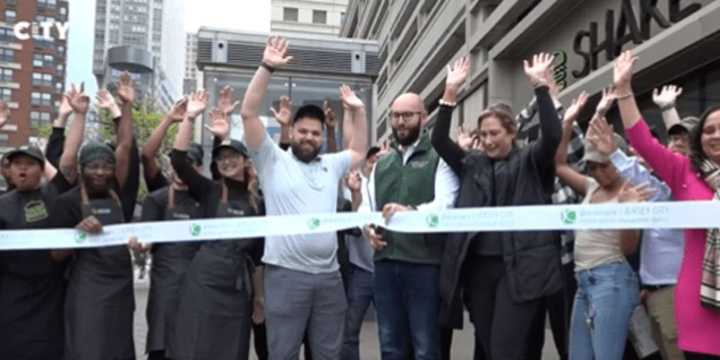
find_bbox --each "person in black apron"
[168,107,264,360]
[0,85,87,360]
[0,147,74,360]
[141,144,204,360]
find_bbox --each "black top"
[171,149,264,263]
[45,127,65,169]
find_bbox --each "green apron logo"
[307,217,321,230]
[75,232,87,244]
[24,200,49,223]
[190,223,202,237]
[426,214,440,228]
[561,209,577,225]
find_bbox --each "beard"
[392,125,421,146]
[291,141,321,163]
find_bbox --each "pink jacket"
[627,120,720,355]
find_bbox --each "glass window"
[283,7,299,22]
[0,68,13,82]
[5,10,17,23]
[1,88,11,101]
[313,10,327,25]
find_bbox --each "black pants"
[685,352,720,360]
[527,262,575,360]
[463,256,545,360]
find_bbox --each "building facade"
[0,0,69,150]
[183,33,198,94]
[271,0,349,37]
[193,28,379,163]
[92,0,184,110]
[342,0,720,143]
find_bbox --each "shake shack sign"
[570,0,703,78]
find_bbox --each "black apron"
[0,190,65,360]
[64,188,135,360]
[168,184,257,360]
[146,187,201,354]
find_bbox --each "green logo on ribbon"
[561,209,577,225]
[75,232,87,244]
[190,223,202,237]
[307,217,321,230]
[426,214,440,228]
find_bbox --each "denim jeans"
[341,264,374,360]
[374,260,441,360]
[569,261,640,360]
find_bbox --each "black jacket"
[431,86,563,328]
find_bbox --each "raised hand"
[263,36,293,68]
[67,82,90,114]
[618,181,654,203]
[0,100,9,129]
[95,89,121,118]
[445,56,470,92]
[204,108,231,140]
[117,71,135,105]
[586,116,617,156]
[167,98,188,123]
[563,91,588,129]
[524,53,555,87]
[455,127,476,151]
[595,87,617,116]
[652,85,682,109]
[58,94,73,118]
[324,100,337,128]
[217,85,240,115]
[345,170,362,193]
[270,96,292,127]
[613,50,637,92]
[339,85,364,111]
[187,89,209,119]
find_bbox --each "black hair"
[292,104,325,126]
[366,146,381,160]
[690,105,720,173]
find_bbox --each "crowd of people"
[0,35,719,360]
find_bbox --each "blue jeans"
[341,264,374,360]
[374,260,441,360]
[569,261,640,360]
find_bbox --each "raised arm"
[58,83,90,184]
[114,72,135,188]
[172,99,214,202]
[240,36,293,150]
[339,85,368,168]
[555,92,589,196]
[525,53,562,169]
[0,100,8,131]
[45,96,72,168]
[614,51,643,130]
[324,100,339,153]
[141,98,187,189]
[431,57,469,175]
[270,95,292,149]
[652,85,683,131]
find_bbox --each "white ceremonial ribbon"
[1,201,719,250]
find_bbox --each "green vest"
[373,132,441,264]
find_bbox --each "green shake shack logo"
[426,214,440,228]
[190,223,202,237]
[307,217,321,230]
[75,232,87,244]
[561,209,577,225]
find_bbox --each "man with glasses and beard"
[239,36,368,359]
[362,92,459,360]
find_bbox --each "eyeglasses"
[389,111,423,123]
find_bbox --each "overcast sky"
[66,0,271,96]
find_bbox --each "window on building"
[283,7,299,22]
[31,92,41,105]
[0,49,14,62]
[5,10,17,23]
[313,10,327,25]
[0,88,11,101]
[0,68,13,82]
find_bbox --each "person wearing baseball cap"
[0,82,88,359]
[667,116,699,155]
[167,93,264,360]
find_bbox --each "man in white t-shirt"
[239,36,368,359]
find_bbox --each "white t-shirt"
[249,133,352,274]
